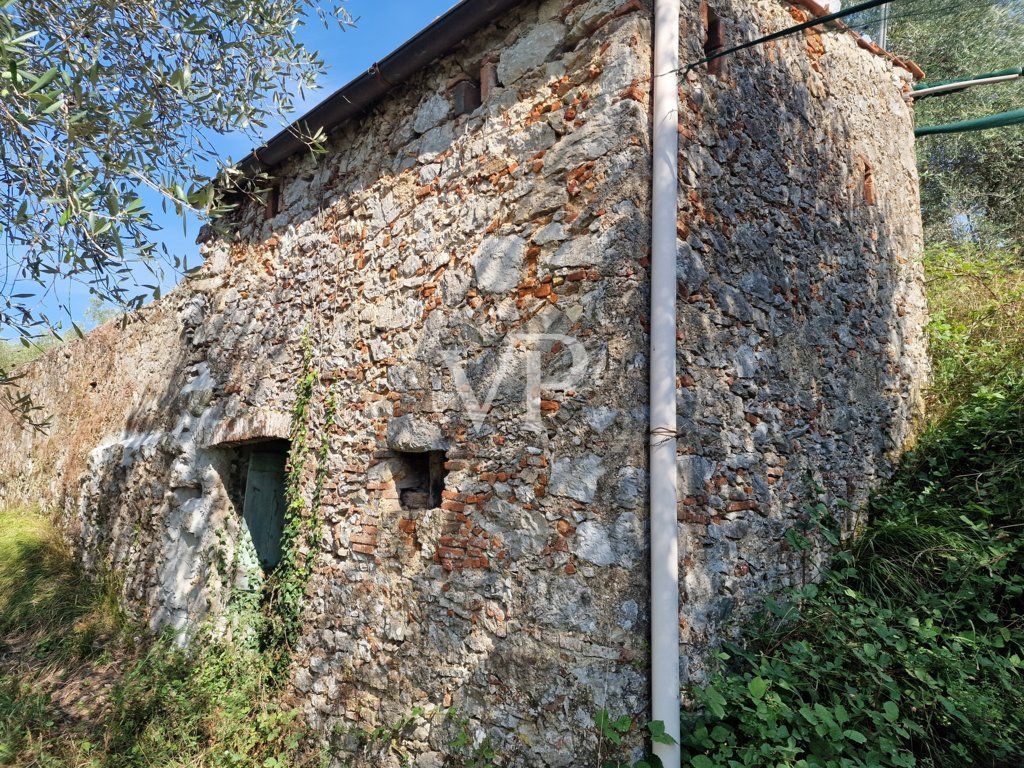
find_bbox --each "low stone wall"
[0,0,928,764]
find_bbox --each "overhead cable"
[684,0,896,74]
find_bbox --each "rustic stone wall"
[0,0,928,764]
[673,0,928,686]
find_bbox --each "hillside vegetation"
[673,244,1024,767]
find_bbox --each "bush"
[924,243,1024,417]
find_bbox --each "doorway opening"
[234,439,290,572]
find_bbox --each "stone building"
[0,0,929,764]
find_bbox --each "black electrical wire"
[684,0,896,74]
[682,0,1004,74]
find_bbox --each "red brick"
[725,500,759,513]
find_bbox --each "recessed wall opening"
[228,439,290,572]
[451,79,482,116]
[264,182,282,220]
[702,3,725,76]
[394,450,448,511]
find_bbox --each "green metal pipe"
[916,107,1024,137]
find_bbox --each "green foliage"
[591,710,677,768]
[260,336,336,667]
[98,634,320,768]
[678,369,1024,767]
[923,243,1024,415]
[85,296,122,328]
[0,508,322,767]
[887,0,1024,245]
[0,0,354,420]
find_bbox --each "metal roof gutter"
[236,0,523,177]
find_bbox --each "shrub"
[924,243,1024,417]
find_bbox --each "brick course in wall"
[0,0,928,764]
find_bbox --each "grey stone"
[678,241,709,292]
[413,93,451,135]
[734,346,758,379]
[417,752,444,768]
[545,235,601,269]
[585,406,618,433]
[473,235,527,293]
[713,283,754,323]
[618,599,639,630]
[549,453,604,503]
[678,455,714,497]
[572,520,615,566]
[614,467,646,509]
[440,270,471,305]
[533,222,567,245]
[386,414,448,452]
[497,21,565,85]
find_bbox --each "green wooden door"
[243,448,288,570]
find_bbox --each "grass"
[0,508,321,768]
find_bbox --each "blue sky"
[17,0,455,337]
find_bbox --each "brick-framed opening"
[394,450,448,511]
[264,181,282,220]
[701,1,725,76]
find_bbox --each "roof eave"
[236,0,523,178]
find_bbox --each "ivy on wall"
[218,333,336,673]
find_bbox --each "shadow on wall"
[674,0,926,684]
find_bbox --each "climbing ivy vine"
[250,334,336,670]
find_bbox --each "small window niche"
[395,450,448,511]
[264,181,282,220]
[237,439,290,571]
[451,79,482,116]
[701,2,725,76]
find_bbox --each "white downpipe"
[650,0,681,765]
[912,73,1021,99]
